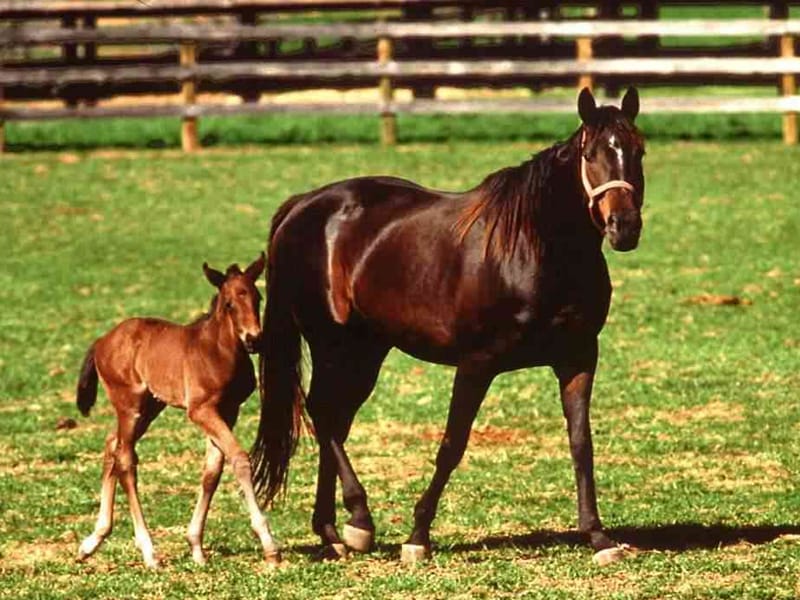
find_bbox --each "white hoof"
[77,536,101,562]
[592,544,631,567]
[400,543,430,564]
[191,547,207,566]
[342,524,374,553]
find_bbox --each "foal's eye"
[225,300,234,311]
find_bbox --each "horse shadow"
[445,522,800,555]
[287,522,800,560]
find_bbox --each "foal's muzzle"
[243,332,261,353]
[606,210,642,252]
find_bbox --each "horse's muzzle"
[606,210,642,252]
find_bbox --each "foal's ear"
[578,87,598,125]
[203,262,226,289]
[621,87,640,122]
[244,252,266,282]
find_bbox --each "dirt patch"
[652,451,790,493]
[655,400,745,425]
[683,293,752,306]
[0,540,73,569]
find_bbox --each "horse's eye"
[225,300,234,311]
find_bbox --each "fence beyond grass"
[1,0,800,150]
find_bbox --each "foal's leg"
[186,438,225,565]
[114,393,165,568]
[186,403,241,564]
[77,393,164,565]
[555,338,624,565]
[187,402,280,563]
[403,367,494,563]
[77,432,118,561]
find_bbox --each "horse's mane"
[455,131,580,261]
[189,293,218,325]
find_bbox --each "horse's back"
[93,317,178,387]
[269,176,494,357]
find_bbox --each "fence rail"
[2,3,800,150]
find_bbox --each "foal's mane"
[189,294,218,325]
[455,131,580,260]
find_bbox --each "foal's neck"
[199,306,241,354]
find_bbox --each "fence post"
[62,15,79,108]
[83,15,98,108]
[0,38,5,153]
[377,36,396,146]
[180,41,200,152]
[576,36,593,91]
[0,86,5,154]
[780,34,797,145]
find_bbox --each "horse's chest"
[532,258,612,335]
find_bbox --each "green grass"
[1,138,800,599]
[5,109,786,153]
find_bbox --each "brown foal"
[74,254,280,568]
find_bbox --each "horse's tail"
[251,199,307,508]
[76,341,99,417]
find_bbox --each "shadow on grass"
[446,522,800,554]
[281,522,800,561]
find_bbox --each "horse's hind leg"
[77,432,118,561]
[114,392,165,568]
[306,343,387,558]
[403,367,494,563]
[187,401,280,564]
[78,391,164,566]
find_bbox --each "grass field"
[1,137,800,599]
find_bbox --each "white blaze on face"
[609,134,625,172]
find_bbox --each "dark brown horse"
[252,87,645,564]
[75,255,282,567]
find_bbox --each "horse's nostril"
[606,214,618,228]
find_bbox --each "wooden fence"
[1,0,800,150]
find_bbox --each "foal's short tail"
[251,203,307,508]
[76,342,99,417]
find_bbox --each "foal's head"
[577,87,645,252]
[203,253,266,353]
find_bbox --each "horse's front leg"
[555,339,626,565]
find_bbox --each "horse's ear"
[578,87,598,125]
[203,262,226,289]
[621,87,640,122]
[244,252,266,282]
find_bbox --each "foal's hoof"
[318,543,348,561]
[400,543,430,564]
[592,544,632,567]
[342,524,375,553]
[264,548,282,566]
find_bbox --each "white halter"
[580,129,635,233]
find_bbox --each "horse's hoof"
[318,543,348,561]
[343,524,374,553]
[264,548,282,566]
[592,544,631,567]
[191,549,207,566]
[400,543,430,564]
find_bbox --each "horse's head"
[203,253,266,353]
[577,86,645,252]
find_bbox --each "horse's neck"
[543,157,603,250]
